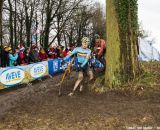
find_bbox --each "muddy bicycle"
[58,58,75,96]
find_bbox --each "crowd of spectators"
[0,44,74,67]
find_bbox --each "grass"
[90,62,160,97]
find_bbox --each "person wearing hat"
[39,47,48,61]
[23,47,33,64]
[62,37,94,96]
[31,46,40,63]
[1,46,10,67]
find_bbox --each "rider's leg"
[88,69,94,81]
[73,71,83,91]
[80,68,94,92]
[68,71,83,96]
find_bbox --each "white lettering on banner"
[0,68,25,86]
[61,63,67,70]
[30,63,46,78]
[59,60,68,70]
[53,60,59,72]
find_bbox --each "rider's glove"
[79,64,86,71]
[77,64,83,71]
[80,64,84,68]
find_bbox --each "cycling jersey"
[64,47,91,67]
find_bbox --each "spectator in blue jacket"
[8,48,18,67]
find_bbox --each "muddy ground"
[0,63,160,130]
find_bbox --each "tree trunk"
[43,0,51,50]
[36,11,38,46]
[25,3,34,47]
[105,0,140,88]
[0,0,3,45]
[14,0,17,47]
[57,14,61,45]
[8,0,14,48]
[19,12,24,44]
[25,15,31,47]
[43,20,50,50]
[63,30,67,48]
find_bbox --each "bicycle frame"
[58,58,75,96]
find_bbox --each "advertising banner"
[0,57,103,90]
[29,61,48,79]
[0,66,25,88]
[48,58,72,75]
[48,59,61,75]
[0,61,48,89]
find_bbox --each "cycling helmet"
[81,37,90,45]
[94,34,100,39]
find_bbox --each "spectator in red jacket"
[63,47,68,57]
[39,47,48,61]
[19,47,26,65]
[47,46,57,59]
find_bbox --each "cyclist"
[63,37,94,96]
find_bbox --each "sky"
[138,0,160,52]
[97,0,160,52]
[98,0,106,10]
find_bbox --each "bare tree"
[8,0,14,48]
[2,0,101,49]
[0,0,3,46]
[48,0,84,47]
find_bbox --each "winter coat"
[9,53,18,67]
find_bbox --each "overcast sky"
[138,0,160,51]
[97,0,160,52]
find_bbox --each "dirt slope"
[0,63,160,130]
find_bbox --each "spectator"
[24,47,34,64]
[47,46,56,59]
[32,46,40,62]
[53,45,58,58]
[39,47,48,61]
[55,46,60,58]
[63,47,68,57]
[15,48,21,66]
[19,47,26,65]
[1,46,10,67]
[8,48,18,67]
[56,45,63,58]
[60,46,64,57]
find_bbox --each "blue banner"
[48,59,61,75]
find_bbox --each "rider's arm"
[63,48,77,62]
[98,40,105,56]
[80,50,91,68]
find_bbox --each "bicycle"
[58,58,75,96]
[90,53,106,72]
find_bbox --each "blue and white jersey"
[64,47,91,67]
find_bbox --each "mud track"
[0,69,160,130]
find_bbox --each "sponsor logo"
[30,63,46,78]
[0,68,25,86]
[53,60,59,72]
